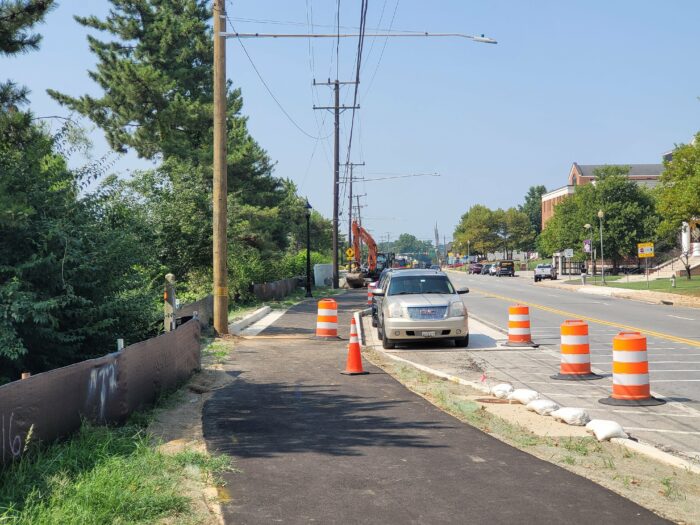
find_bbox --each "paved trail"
[203,291,667,524]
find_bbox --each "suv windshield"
[388,275,455,296]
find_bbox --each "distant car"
[534,264,557,282]
[430,264,440,270]
[480,264,492,275]
[494,260,515,277]
[488,264,498,276]
[469,263,483,274]
[374,270,469,349]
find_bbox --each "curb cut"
[228,306,271,334]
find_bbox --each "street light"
[305,199,313,298]
[597,210,605,284]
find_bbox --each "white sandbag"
[551,407,590,426]
[585,419,628,441]
[526,399,560,416]
[507,388,540,405]
[491,383,514,399]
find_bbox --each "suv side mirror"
[457,287,470,294]
[372,289,385,297]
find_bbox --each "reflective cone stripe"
[316,299,338,337]
[507,305,533,343]
[559,320,592,375]
[367,282,376,305]
[343,318,367,375]
[611,332,651,400]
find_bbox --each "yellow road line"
[469,287,700,348]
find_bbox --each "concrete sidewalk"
[363,314,700,466]
[202,291,667,524]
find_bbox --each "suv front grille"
[407,306,448,320]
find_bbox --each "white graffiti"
[86,362,117,421]
[2,412,23,463]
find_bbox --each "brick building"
[541,162,664,229]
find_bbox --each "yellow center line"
[469,287,700,348]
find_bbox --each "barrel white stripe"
[561,354,591,364]
[561,335,589,345]
[613,351,648,363]
[317,309,337,316]
[613,373,649,386]
[316,322,337,329]
[508,328,531,335]
[509,314,530,322]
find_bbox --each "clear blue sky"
[5,1,700,244]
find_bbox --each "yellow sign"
[637,242,654,258]
[448,252,453,257]
[345,247,355,258]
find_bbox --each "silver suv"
[373,270,469,349]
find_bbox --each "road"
[449,270,700,412]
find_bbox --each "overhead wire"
[363,0,400,100]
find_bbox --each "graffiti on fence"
[86,362,118,421]
[2,413,23,463]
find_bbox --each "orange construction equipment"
[600,332,664,406]
[341,318,368,375]
[503,304,538,347]
[315,298,339,338]
[551,320,602,380]
[346,220,379,288]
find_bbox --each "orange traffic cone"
[341,318,368,375]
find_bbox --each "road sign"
[583,239,591,253]
[564,248,574,258]
[345,247,355,258]
[637,242,654,258]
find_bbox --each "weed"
[601,456,616,470]
[660,476,686,501]
[561,455,576,465]
[562,437,601,456]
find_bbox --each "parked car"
[534,264,557,282]
[371,268,394,327]
[430,264,440,270]
[494,260,515,277]
[480,264,492,275]
[374,270,469,349]
[488,264,498,276]
[469,263,483,274]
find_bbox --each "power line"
[363,0,400,100]
[226,14,331,140]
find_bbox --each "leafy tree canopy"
[519,185,547,237]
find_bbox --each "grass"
[571,275,700,296]
[0,410,233,524]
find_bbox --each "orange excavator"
[346,220,378,288]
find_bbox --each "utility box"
[314,264,333,287]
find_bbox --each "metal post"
[212,0,229,333]
[164,273,177,332]
[117,338,124,351]
[305,206,313,298]
[332,81,340,288]
[598,212,605,284]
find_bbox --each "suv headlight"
[449,301,466,317]
[388,303,405,318]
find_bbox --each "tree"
[539,167,658,269]
[453,204,498,256]
[493,207,534,259]
[519,185,547,237]
[0,0,55,108]
[394,233,431,255]
[656,133,700,278]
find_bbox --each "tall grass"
[0,419,231,524]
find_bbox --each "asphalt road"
[203,291,667,524]
[448,270,700,411]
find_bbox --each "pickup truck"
[534,264,557,282]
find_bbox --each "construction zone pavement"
[202,290,668,524]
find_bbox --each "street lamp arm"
[222,32,497,44]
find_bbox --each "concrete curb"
[228,306,271,334]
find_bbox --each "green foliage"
[656,133,700,241]
[393,233,433,255]
[539,167,658,266]
[519,185,548,236]
[454,205,533,257]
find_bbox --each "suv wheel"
[454,334,469,347]
[382,330,396,350]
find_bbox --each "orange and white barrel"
[600,332,664,406]
[504,305,537,347]
[367,282,377,305]
[551,320,601,380]
[316,298,338,338]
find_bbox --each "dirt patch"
[148,338,239,525]
[364,346,700,525]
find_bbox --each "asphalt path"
[448,270,700,412]
[202,291,667,524]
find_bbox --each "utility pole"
[354,194,366,228]
[345,161,365,242]
[314,79,359,289]
[212,0,228,334]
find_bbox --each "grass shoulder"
[227,286,344,322]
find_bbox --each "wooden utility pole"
[314,79,358,289]
[345,161,365,243]
[213,0,228,334]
